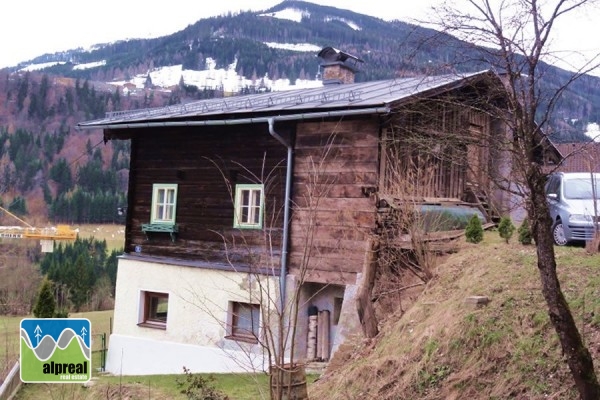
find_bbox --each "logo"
[20,318,91,383]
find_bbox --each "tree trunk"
[532,189,600,399]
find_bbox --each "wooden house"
[78,57,558,374]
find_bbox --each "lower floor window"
[227,301,260,343]
[139,291,169,329]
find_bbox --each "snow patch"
[109,56,323,94]
[325,16,362,31]
[73,60,107,70]
[20,61,66,71]
[585,122,600,142]
[259,8,308,23]
[263,42,322,52]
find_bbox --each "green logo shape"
[20,318,91,383]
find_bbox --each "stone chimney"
[317,46,363,85]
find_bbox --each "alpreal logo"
[20,318,91,383]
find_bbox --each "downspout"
[268,117,292,309]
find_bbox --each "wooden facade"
[289,118,380,285]
[109,124,288,272]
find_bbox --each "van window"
[546,176,560,196]
[564,178,600,199]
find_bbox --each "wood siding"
[122,125,287,271]
[381,103,493,202]
[288,119,380,285]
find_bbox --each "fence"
[92,332,107,372]
[0,362,20,400]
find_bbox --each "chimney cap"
[317,46,364,65]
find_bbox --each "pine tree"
[465,214,484,244]
[498,216,516,244]
[33,278,56,318]
[518,218,533,245]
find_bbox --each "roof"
[77,70,498,130]
[555,143,600,173]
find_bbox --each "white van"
[546,172,600,245]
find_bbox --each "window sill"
[137,321,167,330]
[141,223,178,242]
[225,334,258,344]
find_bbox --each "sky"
[1,0,599,73]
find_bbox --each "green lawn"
[15,371,320,400]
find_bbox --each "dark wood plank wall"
[122,125,287,270]
[288,118,380,285]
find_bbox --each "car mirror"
[547,193,558,200]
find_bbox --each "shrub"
[176,366,228,400]
[465,214,484,243]
[518,218,533,245]
[498,216,516,243]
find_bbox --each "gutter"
[268,117,293,310]
[76,107,390,130]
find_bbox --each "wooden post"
[320,310,331,361]
[307,314,318,361]
[356,238,379,338]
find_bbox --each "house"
[554,142,600,173]
[77,51,559,375]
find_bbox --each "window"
[151,184,178,224]
[227,301,260,343]
[234,184,263,229]
[139,291,169,329]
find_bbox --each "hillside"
[310,233,600,399]
[10,0,600,142]
[0,0,599,225]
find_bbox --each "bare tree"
[429,1,600,397]
[181,135,345,400]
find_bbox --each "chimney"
[317,47,363,85]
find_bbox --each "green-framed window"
[151,184,178,224]
[233,184,264,229]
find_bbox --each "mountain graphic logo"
[20,318,91,383]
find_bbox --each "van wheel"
[552,221,568,246]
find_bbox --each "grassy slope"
[73,224,125,252]
[310,232,600,400]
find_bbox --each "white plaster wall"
[106,257,280,375]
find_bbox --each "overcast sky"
[1,0,598,73]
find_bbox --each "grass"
[73,224,125,252]
[15,370,319,399]
[309,231,600,400]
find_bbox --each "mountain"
[0,0,598,224]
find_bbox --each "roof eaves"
[77,106,391,131]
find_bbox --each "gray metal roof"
[77,70,494,129]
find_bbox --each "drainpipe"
[268,117,292,310]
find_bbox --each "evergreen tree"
[498,216,516,244]
[33,278,56,318]
[465,214,484,244]
[518,218,533,245]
